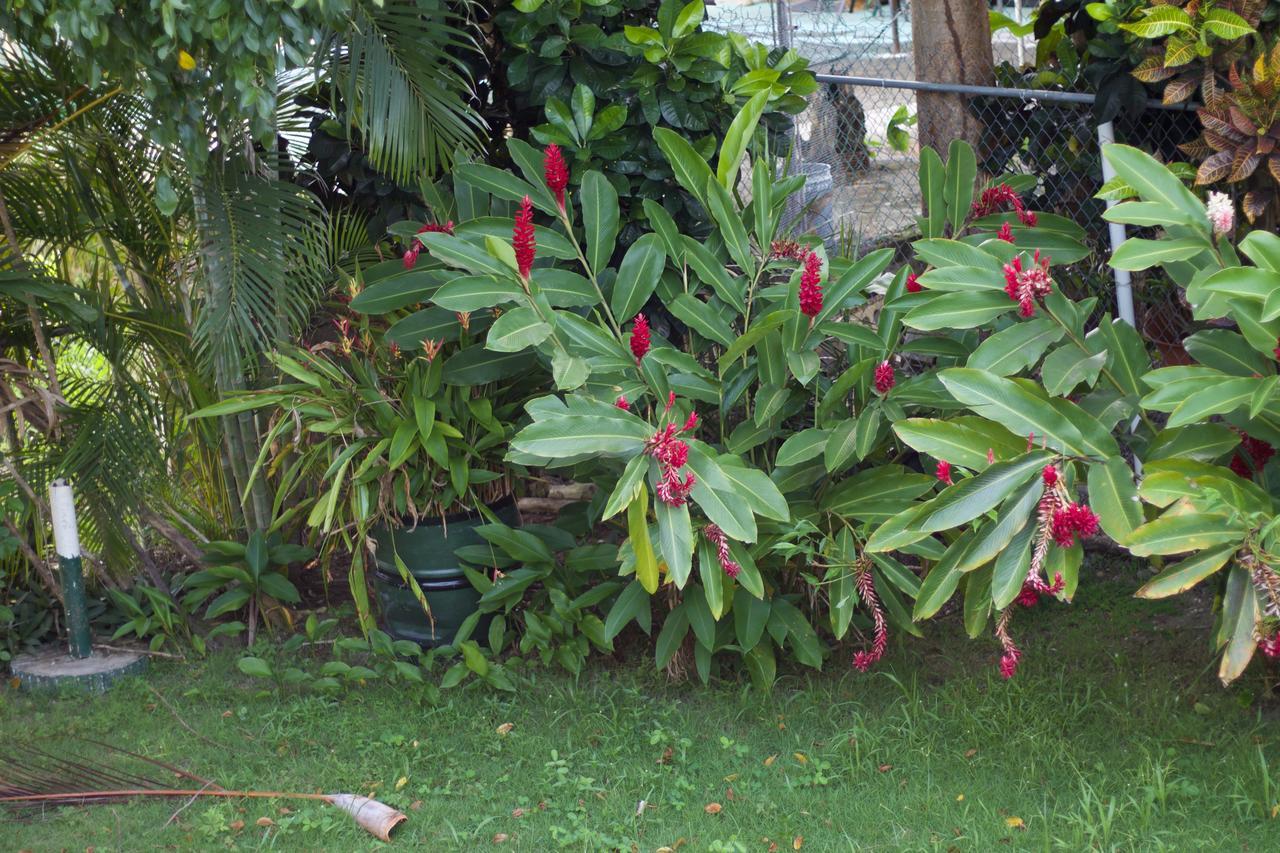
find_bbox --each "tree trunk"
[910,0,994,156]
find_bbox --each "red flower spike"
[936,460,953,486]
[513,196,536,281]
[997,221,1015,243]
[1003,251,1053,318]
[852,566,887,672]
[799,251,824,318]
[769,239,807,261]
[1273,337,1280,361]
[1260,634,1280,659]
[615,396,630,411]
[544,144,569,210]
[1019,209,1038,227]
[874,361,895,395]
[704,524,741,579]
[408,220,454,269]
[1042,465,1058,487]
[987,448,995,465]
[905,271,922,293]
[402,246,419,270]
[1016,582,1041,608]
[681,411,699,434]
[630,314,651,363]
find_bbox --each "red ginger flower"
[905,271,922,293]
[630,314,651,362]
[770,239,807,261]
[1273,337,1280,361]
[402,221,454,269]
[703,524,740,579]
[1260,633,1280,659]
[972,183,1037,227]
[1230,432,1275,478]
[615,396,630,410]
[936,460,953,486]
[799,251,824,318]
[1050,502,1099,548]
[995,608,1021,679]
[1042,465,1058,487]
[874,361,895,395]
[1016,582,1041,608]
[1003,250,1053,318]
[645,405,699,507]
[852,565,888,672]
[513,196,535,281]
[997,221,1015,243]
[544,144,569,210]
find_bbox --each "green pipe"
[50,479,91,659]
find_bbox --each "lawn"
[5,556,1280,851]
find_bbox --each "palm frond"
[326,0,486,184]
[192,164,329,378]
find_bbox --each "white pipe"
[1096,121,1136,327]
[1015,0,1025,68]
[49,478,81,560]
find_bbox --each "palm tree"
[0,2,486,590]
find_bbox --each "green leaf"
[1136,544,1234,599]
[432,276,523,312]
[1202,8,1254,40]
[943,140,977,234]
[904,291,1014,331]
[939,368,1088,456]
[486,306,552,352]
[1101,145,1207,223]
[1166,378,1256,427]
[1124,514,1249,557]
[960,478,1042,573]
[1146,424,1240,463]
[705,178,753,276]
[776,428,829,467]
[893,416,1023,470]
[916,265,1006,292]
[511,414,650,458]
[912,238,1004,272]
[669,293,734,347]
[442,347,531,385]
[1119,6,1194,38]
[245,530,268,576]
[1110,237,1206,271]
[685,441,757,542]
[536,269,599,308]
[581,171,619,275]
[1042,345,1108,396]
[734,586,770,650]
[655,605,690,668]
[1219,565,1259,685]
[912,452,1050,534]
[717,90,769,189]
[350,269,447,314]
[610,234,666,322]
[913,531,974,620]
[717,310,790,371]
[629,488,659,594]
[967,317,1063,375]
[237,656,273,678]
[453,164,542,211]
[824,418,860,474]
[919,146,946,238]
[654,127,714,207]
[991,517,1035,609]
[1087,457,1143,543]
[551,350,590,390]
[604,580,652,640]
[656,500,693,587]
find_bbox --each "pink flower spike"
[987,448,995,465]
[703,524,741,579]
[936,460,953,486]
[1042,465,1058,487]
[615,396,630,410]
[630,314,650,363]
[544,144,570,210]
[513,196,536,281]
[852,566,888,672]
[681,411,699,434]
[905,271,922,293]
[997,221,1015,243]
[874,361,895,395]
[799,251,824,318]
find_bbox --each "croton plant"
[371,96,1280,688]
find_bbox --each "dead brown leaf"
[793,836,804,849]
[512,808,525,818]
[255,817,273,828]
[878,764,893,773]
[964,748,978,759]
[229,820,244,832]
[704,802,722,815]
[496,722,514,735]
[492,832,509,843]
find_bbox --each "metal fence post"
[1095,121,1136,327]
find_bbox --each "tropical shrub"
[1099,144,1280,682]
[494,0,815,243]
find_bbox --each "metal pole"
[1015,0,1025,68]
[50,479,91,659]
[813,73,1199,112]
[889,0,901,54]
[1096,121,1136,327]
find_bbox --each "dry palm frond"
[0,739,406,841]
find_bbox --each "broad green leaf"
[824,418,860,474]
[1110,237,1205,271]
[1086,457,1143,543]
[734,586,770,651]
[991,517,1035,609]
[1218,565,1259,685]
[967,318,1063,375]
[604,580,651,640]
[904,291,1014,330]
[959,477,1042,573]
[716,90,769,189]
[1042,345,1108,396]
[943,139,977,234]
[1123,513,1249,557]
[939,368,1087,455]
[668,293,735,346]
[919,146,946,238]
[917,265,1005,292]
[629,488,659,594]
[432,276,522,312]
[892,416,1024,470]
[1101,144,1207,223]
[685,440,757,542]
[1136,544,1234,599]
[912,238,1003,272]
[582,171,619,275]
[654,126,713,207]
[1146,424,1240,463]
[913,452,1051,534]
[610,234,667,322]
[656,499,693,587]
[913,531,975,620]
[776,428,829,467]
[511,414,649,458]
[486,306,552,352]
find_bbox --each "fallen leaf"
[878,764,893,773]
[724,773,739,782]
[492,832,509,843]
[1272,803,1280,819]
[725,787,736,801]
[537,801,547,810]
[793,752,808,764]
[410,800,423,811]
[704,803,722,815]
[496,722,514,735]
[657,848,674,853]
[277,806,291,815]
[221,710,232,718]
[964,748,978,759]
[658,746,673,765]
[395,776,408,790]
[255,817,274,828]
[1005,816,1025,829]
[767,843,779,853]
[793,837,803,850]
[512,808,525,818]
[764,754,777,767]
[229,820,244,832]
[956,794,964,802]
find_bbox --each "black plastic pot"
[370,499,518,647]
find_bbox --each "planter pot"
[370,498,518,647]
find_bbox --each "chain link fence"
[708,0,1201,351]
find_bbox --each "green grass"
[5,557,1280,851]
